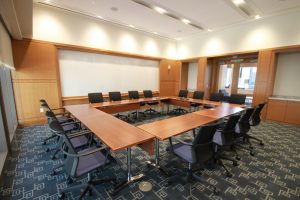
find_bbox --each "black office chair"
[170,90,189,114]
[248,102,266,146]
[203,92,223,109]
[234,108,256,156]
[213,114,241,177]
[58,128,116,199]
[219,89,230,102]
[108,92,129,121]
[40,99,73,145]
[143,90,160,115]
[190,91,204,111]
[228,94,246,105]
[88,92,104,104]
[128,90,146,120]
[167,123,222,195]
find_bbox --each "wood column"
[159,60,181,96]
[197,57,212,99]
[253,50,277,119]
[231,62,240,94]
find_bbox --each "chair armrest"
[68,130,92,138]
[51,107,65,111]
[61,121,81,126]
[60,144,107,157]
[172,137,193,146]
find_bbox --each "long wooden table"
[65,97,245,192]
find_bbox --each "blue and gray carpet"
[0,115,299,200]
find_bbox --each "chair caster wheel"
[235,156,241,160]
[233,161,238,166]
[67,177,74,184]
[226,172,232,178]
[250,151,255,156]
[213,188,220,195]
[58,192,66,200]
[260,142,264,146]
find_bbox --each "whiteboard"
[58,50,159,97]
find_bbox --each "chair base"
[59,173,116,200]
[169,108,188,115]
[144,108,160,115]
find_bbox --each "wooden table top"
[138,113,217,140]
[65,104,154,151]
[91,97,169,108]
[193,104,244,119]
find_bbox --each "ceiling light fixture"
[129,25,135,28]
[208,29,213,32]
[153,32,158,35]
[254,15,261,19]
[154,7,166,14]
[181,19,190,24]
[44,0,51,4]
[232,0,245,6]
[97,16,103,19]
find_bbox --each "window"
[238,66,257,90]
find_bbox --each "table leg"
[146,138,169,176]
[136,110,139,119]
[112,147,144,195]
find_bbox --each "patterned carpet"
[0,114,299,200]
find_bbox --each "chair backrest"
[229,94,246,105]
[219,89,229,96]
[221,114,241,144]
[128,91,140,99]
[210,92,223,102]
[45,110,57,123]
[192,122,222,163]
[143,90,153,98]
[109,91,122,101]
[88,92,104,104]
[193,91,204,99]
[236,108,254,134]
[178,90,188,98]
[250,102,266,126]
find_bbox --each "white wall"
[33,4,177,59]
[177,10,300,59]
[59,50,159,97]
[0,21,14,69]
[273,52,300,97]
[187,62,198,90]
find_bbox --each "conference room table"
[138,103,244,173]
[64,97,245,192]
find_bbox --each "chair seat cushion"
[146,101,159,105]
[57,116,70,123]
[172,142,195,164]
[62,124,76,132]
[190,102,201,107]
[76,147,107,177]
[70,135,88,149]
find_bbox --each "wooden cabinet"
[266,98,300,125]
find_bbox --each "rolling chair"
[88,92,104,104]
[219,89,230,102]
[234,108,256,156]
[228,94,246,105]
[213,114,241,177]
[128,90,146,120]
[190,91,204,111]
[167,123,222,195]
[170,90,189,114]
[58,129,116,199]
[248,102,266,146]
[203,92,224,109]
[143,90,160,115]
[108,92,129,121]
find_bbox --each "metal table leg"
[112,147,144,195]
[146,138,169,176]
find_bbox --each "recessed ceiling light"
[129,25,135,28]
[175,38,182,41]
[208,29,213,32]
[154,7,166,14]
[44,0,51,3]
[181,19,190,24]
[254,15,262,19]
[97,16,103,19]
[232,0,245,6]
[153,32,158,35]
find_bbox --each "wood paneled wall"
[197,57,212,99]
[12,40,61,125]
[253,50,277,118]
[159,60,181,96]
